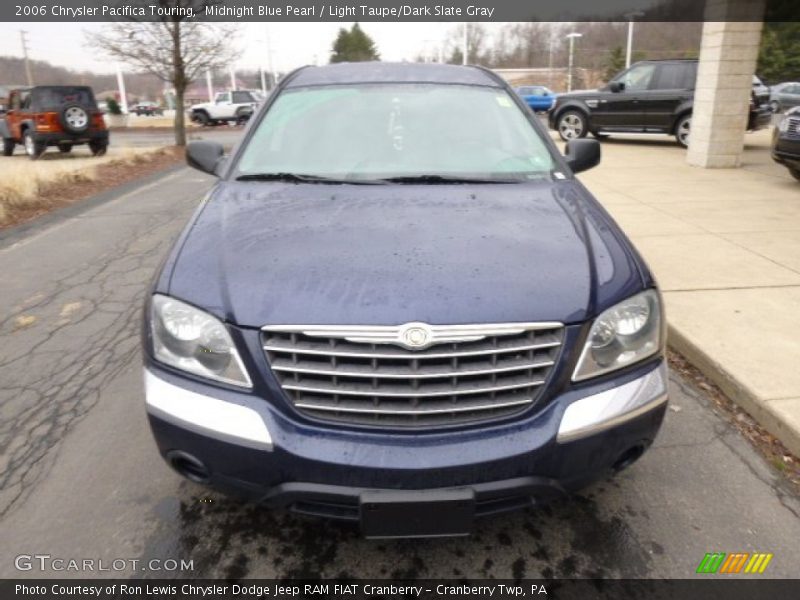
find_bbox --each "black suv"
[549,59,772,147]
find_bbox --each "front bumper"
[145,359,667,531]
[772,135,800,168]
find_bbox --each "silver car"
[770,82,800,114]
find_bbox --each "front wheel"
[89,140,108,157]
[675,115,691,148]
[2,138,14,156]
[770,100,780,114]
[23,131,45,160]
[790,168,800,182]
[557,110,588,141]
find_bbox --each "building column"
[687,0,766,168]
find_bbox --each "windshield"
[32,87,96,110]
[236,83,556,182]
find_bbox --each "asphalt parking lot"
[1,135,799,580]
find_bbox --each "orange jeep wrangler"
[0,85,109,159]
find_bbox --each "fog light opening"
[612,444,645,472]
[166,451,210,484]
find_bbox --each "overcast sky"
[0,22,508,75]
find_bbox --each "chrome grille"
[262,322,564,427]
[786,117,800,139]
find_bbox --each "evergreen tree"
[758,22,800,84]
[604,46,626,81]
[330,24,380,63]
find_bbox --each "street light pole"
[19,30,33,86]
[265,24,275,90]
[624,11,645,68]
[548,28,555,89]
[115,64,128,114]
[462,22,468,65]
[565,32,582,93]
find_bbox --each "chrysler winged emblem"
[399,323,432,349]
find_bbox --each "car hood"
[165,181,646,328]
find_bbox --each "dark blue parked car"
[144,62,668,538]
[515,85,557,112]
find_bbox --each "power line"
[19,30,33,86]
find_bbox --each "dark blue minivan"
[143,63,668,538]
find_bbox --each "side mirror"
[186,141,225,176]
[609,81,625,93]
[565,139,601,174]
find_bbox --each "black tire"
[770,100,780,114]
[59,103,91,134]
[790,168,800,182]
[194,111,210,126]
[23,130,45,160]
[58,143,73,154]
[675,114,691,148]
[235,107,252,127]
[557,110,588,141]
[2,138,13,156]
[89,140,108,157]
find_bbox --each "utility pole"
[229,66,237,91]
[462,23,468,65]
[19,30,33,86]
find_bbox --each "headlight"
[778,116,789,133]
[572,289,663,381]
[150,294,252,387]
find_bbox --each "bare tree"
[86,1,239,146]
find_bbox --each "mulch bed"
[0,146,185,230]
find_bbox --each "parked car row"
[514,61,797,182]
[547,59,772,148]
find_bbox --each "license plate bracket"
[360,488,475,538]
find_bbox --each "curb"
[668,323,800,457]
[0,163,186,250]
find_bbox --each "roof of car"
[285,62,503,89]
[28,85,93,91]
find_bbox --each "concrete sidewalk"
[575,129,800,456]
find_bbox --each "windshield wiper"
[378,174,522,184]
[236,172,383,184]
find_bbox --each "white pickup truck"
[189,90,264,126]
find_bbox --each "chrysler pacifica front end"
[143,62,668,538]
